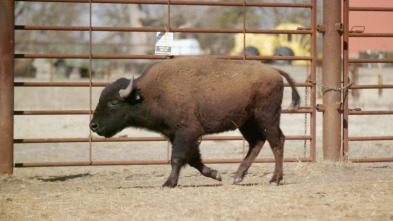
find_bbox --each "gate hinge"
[335,23,343,34]
[317,23,344,34]
[316,104,325,112]
[317,24,326,33]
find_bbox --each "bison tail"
[277,69,301,109]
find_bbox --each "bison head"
[90,77,141,138]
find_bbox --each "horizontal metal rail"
[349,110,393,115]
[14,82,108,87]
[15,25,313,34]
[14,135,312,144]
[349,7,393,12]
[14,157,313,168]
[13,108,313,115]
[348,58,393,63]
[348,136,393,141]
[15,53,313,61]
[14,0,313,8]
[349,33,393,38]
[350,158,393,163]
[14,82,313,87]
[350,84,393,89]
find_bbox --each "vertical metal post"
[0,0,14,174]
[342,0,350,161]
[310,0,317,161]
[322,0,342,161]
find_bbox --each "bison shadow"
[34,173,92,182]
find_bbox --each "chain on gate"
[303,86,308,157]
[303,77,353,157]
[307,78,353,92]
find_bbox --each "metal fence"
[2,0,318,170]
[342,0,393,163]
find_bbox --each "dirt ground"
[2,65,393,220]
[1,163,393,220]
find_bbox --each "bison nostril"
[90,122,98,132]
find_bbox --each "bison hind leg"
[233,118,266,184]
[255,112,285,186]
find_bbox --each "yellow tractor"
[231,23,311,65]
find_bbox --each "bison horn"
[119,76,134,99]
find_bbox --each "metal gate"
[1,0,319,173]
[342,0,393,163]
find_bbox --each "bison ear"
[119,77,134,99]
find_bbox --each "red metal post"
[342,0,350,161]
[322,0,342,161]
[0,0,14,174]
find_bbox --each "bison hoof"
[269,181,279,186]
[161,180,178,189]
[161,184,176,189]
[233,177,243,185]
[215,173,222,181]
[160,185,173,190]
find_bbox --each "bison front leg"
[162,128,201,188]
[162,155,184,188]
[188,146,222,182]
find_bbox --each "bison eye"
[107,100,121,107]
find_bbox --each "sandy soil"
[2,65,393,220]
[1,163,393,220]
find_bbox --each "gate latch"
[349,26,365,33]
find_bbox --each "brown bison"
[90,57,300,188]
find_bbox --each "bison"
[90,57,300,188]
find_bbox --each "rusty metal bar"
[322,0,342,161]
[348,58,393,63]
[14,110,91,115]
[14,158,313,168]
[351,158,393,163]
[13,108,313,115]
[348,136,393,141]
[15,25,313,35]
[349,33,393,38]
[349,110,393,115]
[13,82,104,87]
[0,0,14,175]
[15,53,313,61]
[88,0,93,165]
[310,0,317,161]
[349,7,393,12]
[13,81,313,87]
[14,0,313,8]
[350,84,393,89]
[14,82,108,87]
[343,0,350,161]
[14,135,312,144]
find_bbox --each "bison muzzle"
[90,57,300,188]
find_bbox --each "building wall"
[348,0,393,55]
